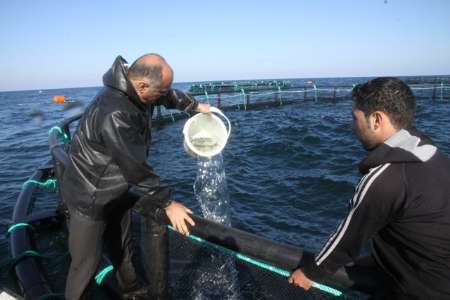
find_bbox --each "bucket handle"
[209,106,231,139]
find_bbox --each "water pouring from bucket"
[185,107,238,299]
[183,107,231,159]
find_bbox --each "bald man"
[62,54,209,300]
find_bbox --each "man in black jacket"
[62,54,210,300]
[289,77,450,299]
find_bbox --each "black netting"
[167,230,363,300]
[30,205,366,299]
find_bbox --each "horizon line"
[1,73,449,93]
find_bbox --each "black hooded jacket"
[62,56,198,219]
[303,129,450,299]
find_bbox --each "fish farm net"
[155,80,450,125]
[22,187,363,299]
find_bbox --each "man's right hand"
[164,201,195,236]
[288,268,312,290]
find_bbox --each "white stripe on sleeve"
[315,163,391,266]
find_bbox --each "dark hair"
[127,57,163,90]
[352,77,416,129]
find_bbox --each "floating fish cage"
[188,80,293,95]
[154,82,450,127]
[7,112,379,300]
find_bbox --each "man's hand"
[288,268,313,290]
[196,103,211,113]
[164,201,195,236]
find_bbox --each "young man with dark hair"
[289,77,450,299]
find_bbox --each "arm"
[290,163,404,288]
[156,89,210,113]
[102,111,195,234]
[102,110,172,208]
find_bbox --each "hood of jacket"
[359,128,437,173]
[102,55,146,110]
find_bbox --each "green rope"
[35,293,65,300]
[313,84,318,102]
[167,226,344,297]
[10,250,43,270]
[7,222,31,235]
[15,249,41,257]
[241,88,246,110]
[95,264,114,285]
[170,112,175,122]
[278,86,283,105]
[204,90,210,104]
[9,248,69,274]
[48,126,68,141]
[22,178,57,191]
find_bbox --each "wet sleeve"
[101,110,172,208]
[302,164,404,281]
[156,89,199,112]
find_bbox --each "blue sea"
[1,76,450,297]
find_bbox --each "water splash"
[194,155,231,226]
[192,154,239,299]
[189,253,240,300]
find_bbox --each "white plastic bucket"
[183,107,231,158]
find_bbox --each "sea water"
[1,77,449,297]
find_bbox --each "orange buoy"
[53,95,66,103]
[306,80,313,85]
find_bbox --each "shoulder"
[94,88,143,120]
[355,163,406,215]
[363,163,406,198]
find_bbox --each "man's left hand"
[196,103,211,113]
[288,268,313,290]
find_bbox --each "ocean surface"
[1,76,450,297]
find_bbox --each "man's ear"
[371,111,383,130]
[135,81,148,94]
[373,111,386,130]
[137,81,146,90]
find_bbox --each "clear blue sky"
[1,0,449,91]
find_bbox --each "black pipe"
[9,167,54,300]
[189,215,304,271]
[142,204,304,272]
[141,218,169,300]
